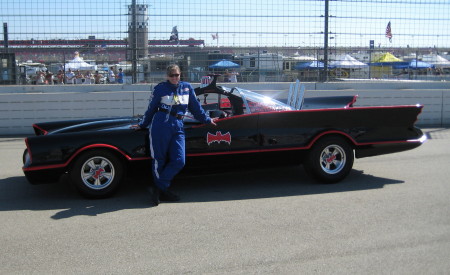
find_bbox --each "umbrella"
[393,60,434,70]
[329,54,368,68]
[432,55,450,68]
[422,55,450,68]
[65,52,97,71]
[209,59,240,69]
[294,61,335,70]
[369,52,404,66]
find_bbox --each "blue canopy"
[294,61,335,70]
[392,60,435,70]
[209,59,240,69]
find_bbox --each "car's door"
[184,114,260,157]
[257,111,311,150]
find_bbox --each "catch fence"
[1,0,449,84]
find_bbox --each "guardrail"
[1,81,449,135]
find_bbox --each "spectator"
[224,69,230,82]
[108,67,115,83]
[94,71,102,84]
[57,70,65,84]
[84,71,93,84]
[45,70,54,85]
[117,68,124,84]
[65,69,75,84]
[229,69,239,83]
[75,70,84,84]
[36,70,45,85]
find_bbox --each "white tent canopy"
[330,54,368,68]
[65,52,97,71]
[291,53,316,61]
[422,54,450,68]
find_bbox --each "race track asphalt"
[0,128,449,274]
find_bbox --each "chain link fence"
[1,0,449,85]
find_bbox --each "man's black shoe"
[159,190,180,202]
[151,187,160,206]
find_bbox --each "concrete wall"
[1,81,449,135]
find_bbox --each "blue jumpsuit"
[139,81,211,191]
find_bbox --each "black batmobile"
[22,77,426,198]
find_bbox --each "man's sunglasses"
[169,74,180,77]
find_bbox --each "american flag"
[385,21,392,42]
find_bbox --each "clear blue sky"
[1,0,449,48]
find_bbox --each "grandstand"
[0,38,204,48]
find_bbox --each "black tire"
[70,149,124,198]
[304,136,354,183]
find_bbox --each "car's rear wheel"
[70,150,124,198]
[304,136,354,183]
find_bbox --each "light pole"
[130,0,138,84]
[322,0,330,82]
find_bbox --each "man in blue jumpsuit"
[133,65,217,205]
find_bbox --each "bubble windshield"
[232,87,294,114]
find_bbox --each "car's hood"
[32,117,137,135]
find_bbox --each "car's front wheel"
[70,150,124,198]
[304,136,354,183]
